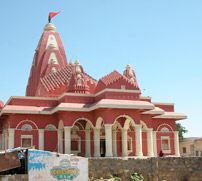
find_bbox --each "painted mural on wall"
[28,149,88,181]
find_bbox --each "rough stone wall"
[89,157,202,181]
[1,157,202,181]
[0,174,28,181]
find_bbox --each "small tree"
[175,123,188,140]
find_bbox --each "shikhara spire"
[26,23,68,96]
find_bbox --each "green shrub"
[110,174,122,181]
[130,173,144,181]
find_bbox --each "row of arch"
[5,115,177,157]
[16,116,174,133]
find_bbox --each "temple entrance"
[100,139,106,157]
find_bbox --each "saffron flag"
[49,11,61,18]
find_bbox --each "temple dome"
[44,23,56,32]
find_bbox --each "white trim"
[16,120,38,130]
[152,102,174,105]
[153,113,187,119]
[141,107,165,115]
[157,123,173,131]
[94,88,141,96]
[21,135,33,147]
[140,96,152,100]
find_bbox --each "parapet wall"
[89,157,202,181]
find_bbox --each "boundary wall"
[89,157,202,181]
[0,157,202,180]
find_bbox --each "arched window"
[45,124,56,131]
[161,127,169,133]
[21,124,32,131]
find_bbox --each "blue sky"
[0,0,202,137]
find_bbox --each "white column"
[85,130,91,157]
[5,131,8,149]
[174,131,180,156]
[57,129,63,153]
[0,134,1,150]
[122,128,128,157]
[8,129,15,149]
[147,128,154,156]
[2,132,4,150]
[105,124,113,157]
[112,130,117,157]
[38,129,44,150]
[153,131,157,157]
[94,128,100,157]
[135,124,143,156]
[64,127,71,154]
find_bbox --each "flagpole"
[48,15,51,23]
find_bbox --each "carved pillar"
[0,134,1,150]
[94,128,100,157]
[57,129,63,153]
[105,124,113,157]
[174,131,180,156]
[112,130,117,157]
[38,129,44,150]
[135,124,143,156]
[147,128,154,156]
[64,127,71,154]
[122,128,128,157]
[2,132,4,150]
[8,129,15,149]
[4,131,7,149]
[153,131,157,156]
[85,130,91,157]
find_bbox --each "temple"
[0,23,187,157]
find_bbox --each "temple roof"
[39,64,97,93]
[40,65,72,91]
[100,70,138,87]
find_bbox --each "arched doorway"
[72,118,94,157]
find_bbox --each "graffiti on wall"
[28,149,88,181]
